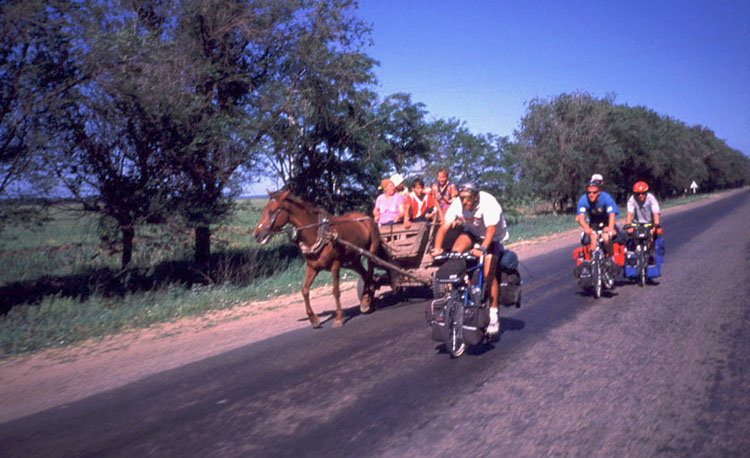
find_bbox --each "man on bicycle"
[576,181,620,284]
[625,181,661,249]
[431,182,508,335]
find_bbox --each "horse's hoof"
[333,319,343,328]
[309,316,321,328]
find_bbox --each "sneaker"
[487,307,499,335]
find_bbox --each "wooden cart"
[351,220,440,300]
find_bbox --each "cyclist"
[431,182,508,335]
[575,180,619,286]
[625,181,661,249]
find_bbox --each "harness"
[262,205,370,255]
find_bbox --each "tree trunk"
[121,225,134,269]
[195,225,211,270]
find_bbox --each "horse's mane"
[269,190,331,217]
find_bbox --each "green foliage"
[515,91,750,210]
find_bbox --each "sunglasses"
[635,192,646,196]
[587,191,599,195]
[459,195,473,202]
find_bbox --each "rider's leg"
[451,232,473,253]
[602,231,613,256]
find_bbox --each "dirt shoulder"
[0,190,741,423]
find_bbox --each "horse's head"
[253,190,291,245]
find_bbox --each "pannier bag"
[461,305,489,345]
[624,252,638,278]
[575,260,594,289]
[498,250,521,307]
[499,249,519,271]
[573,246,588,265]
[654,236,665,266]
[612,243,625,267]
[426,298,489,346]
[647,264,661,278]
[499,270,522,307]
[435,258,467,283]
[426,297,449,342]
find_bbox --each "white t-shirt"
[627,193,660,224]
[444,191,508,242]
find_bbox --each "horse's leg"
[302,265,321,328]
[331,260,344,327]
[349,257,372,313]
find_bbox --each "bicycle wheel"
[638,248,647,287]
[446,298,465,358]
[593,252,602,298]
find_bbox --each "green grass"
[0,190,721,359]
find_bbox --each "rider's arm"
[653,212,660,226]
[576,213,592,233]
[606,212,616,234]
[472,225,495,256]
[626,211,633,226]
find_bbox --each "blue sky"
[357,0,749,151]
[250,0,749,194]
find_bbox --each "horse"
[252,190,384,328]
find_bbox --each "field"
[0,193,709,358]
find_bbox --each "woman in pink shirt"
[373,178,406,225]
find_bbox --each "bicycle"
[428,248,490,358]
[574,230,615,298]
[624,223,653,287]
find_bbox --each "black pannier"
[499,270,522,307]
[498,250,521,307]
[575,260,593,289]
[426,297,489,346]
[461,305,489,345]
[435,258,467,283]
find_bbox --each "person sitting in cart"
[374,178,409,226]
[575,180,620,281]
[407,178,437,222]
[431,181,508,335]
[625,181,662,249]
[431,168,458,222]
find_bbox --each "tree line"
[2,0,748,272]
[515,92,750,212]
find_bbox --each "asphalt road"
[2,190,750,458]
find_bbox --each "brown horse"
[253,190,382,328]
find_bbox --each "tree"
[261,1,420,213]
[53,0,306,269]
[0,0,82,229]
[516,92,615,212]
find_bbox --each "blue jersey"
[577,191,618,229]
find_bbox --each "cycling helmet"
[457,181,479,195]
[633,181,649,193]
